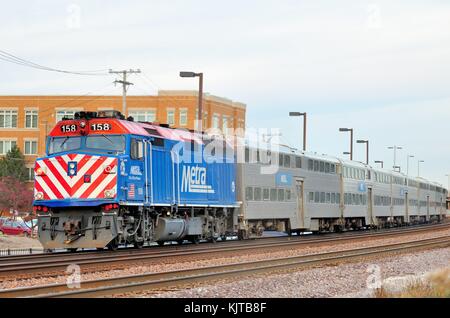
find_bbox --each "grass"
[375,268,450,298]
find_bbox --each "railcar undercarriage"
[37,205,236,251]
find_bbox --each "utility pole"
[109,69,141,116]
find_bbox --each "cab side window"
[131,138,144,160]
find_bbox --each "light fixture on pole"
[374,160,384,168]
[339,128,354,160]
[289,112,307,151]
[180,71,204,132]
[388,145,403,171]
[417,160,425,177]
[356,140,369,165]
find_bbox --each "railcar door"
[128,138,145,202]
[426,195,430,221]
[405,192,409,223]
[368,187,374,226]
[295,179,305,229]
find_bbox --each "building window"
[129,110,156,123]
[222,116,229,134]
[212,114,220,129]
[0,110,18,128]
[24,140,38,155]
[0,140,17,155]
[25,110,38,128]
[167,110,175,126]
[56,110,76,122]
[26,167,34,181]
[179,109,188,126]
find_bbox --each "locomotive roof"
[49,118,206,144]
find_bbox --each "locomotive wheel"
[177,240,184,245]
[68,248,78,253]
[96,247,104,251]
[190,236,200,245]
[157,241,165,246]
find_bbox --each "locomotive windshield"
[48,135,126,155]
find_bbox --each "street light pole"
[357,140,369,165]
[289,112,307,151]
[388,145,403,171]
[339,128,354,160]
[180,71,204,132]
[406,155,414,186]
[417,160,425,177]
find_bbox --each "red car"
[0,219,32,237]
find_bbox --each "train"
[33,111,448,251]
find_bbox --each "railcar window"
[325,163,330,173]
[87,135,126,155]
[330,164,336,174]
[326,192,331,203]
[284,155,291,168]
[314,160,319,172]
[263,188,270,201]
[245,187,253,201]
[314,191,320,203]
[308,159,313,171]
[278,189,285,201]
[130,139,144,160]
[48,136,82,154]
[336,193,341,204]
[286,189,292,201]
[331,193,336,204]
[254,188,262,201]
[245,148,250,163]
[309,192,314,203]
[319,161,325,173]
[278,154,284,167]
[352,194,357,205]
[295,157,302,169]
[320,192,325,203]
[270,189,277,201]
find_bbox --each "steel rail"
[0,222,448,277]
[1,235,448,298]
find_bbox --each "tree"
[0,146,28,182]
[0,176,33,214]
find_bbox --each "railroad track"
[0,222,448,277]
[1,235,448,298]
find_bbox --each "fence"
[0,248,42,256]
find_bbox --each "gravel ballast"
[0,228,448,293]
[144,247,450,298]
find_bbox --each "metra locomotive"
[33,111,448,251]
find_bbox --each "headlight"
[35,192,44,200]
[36,167,46,176]
[104,189,116,199]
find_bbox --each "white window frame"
[25,109,38,129]
[129,110,156,123]
[24,139,38,155]
[212,113,221,129]
[56,110,77,123]
[179,108,188,126]
[167,109,175,126]
[0,109,18,128]
[0,139,17,155]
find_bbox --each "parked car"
[0,219,32,237]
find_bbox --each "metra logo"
[181,166,215,194]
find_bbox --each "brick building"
[0,90,246,181]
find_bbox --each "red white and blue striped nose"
[34,154,118,201]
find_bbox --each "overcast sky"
[1,0,449,187]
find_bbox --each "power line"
[0,50,109,76]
